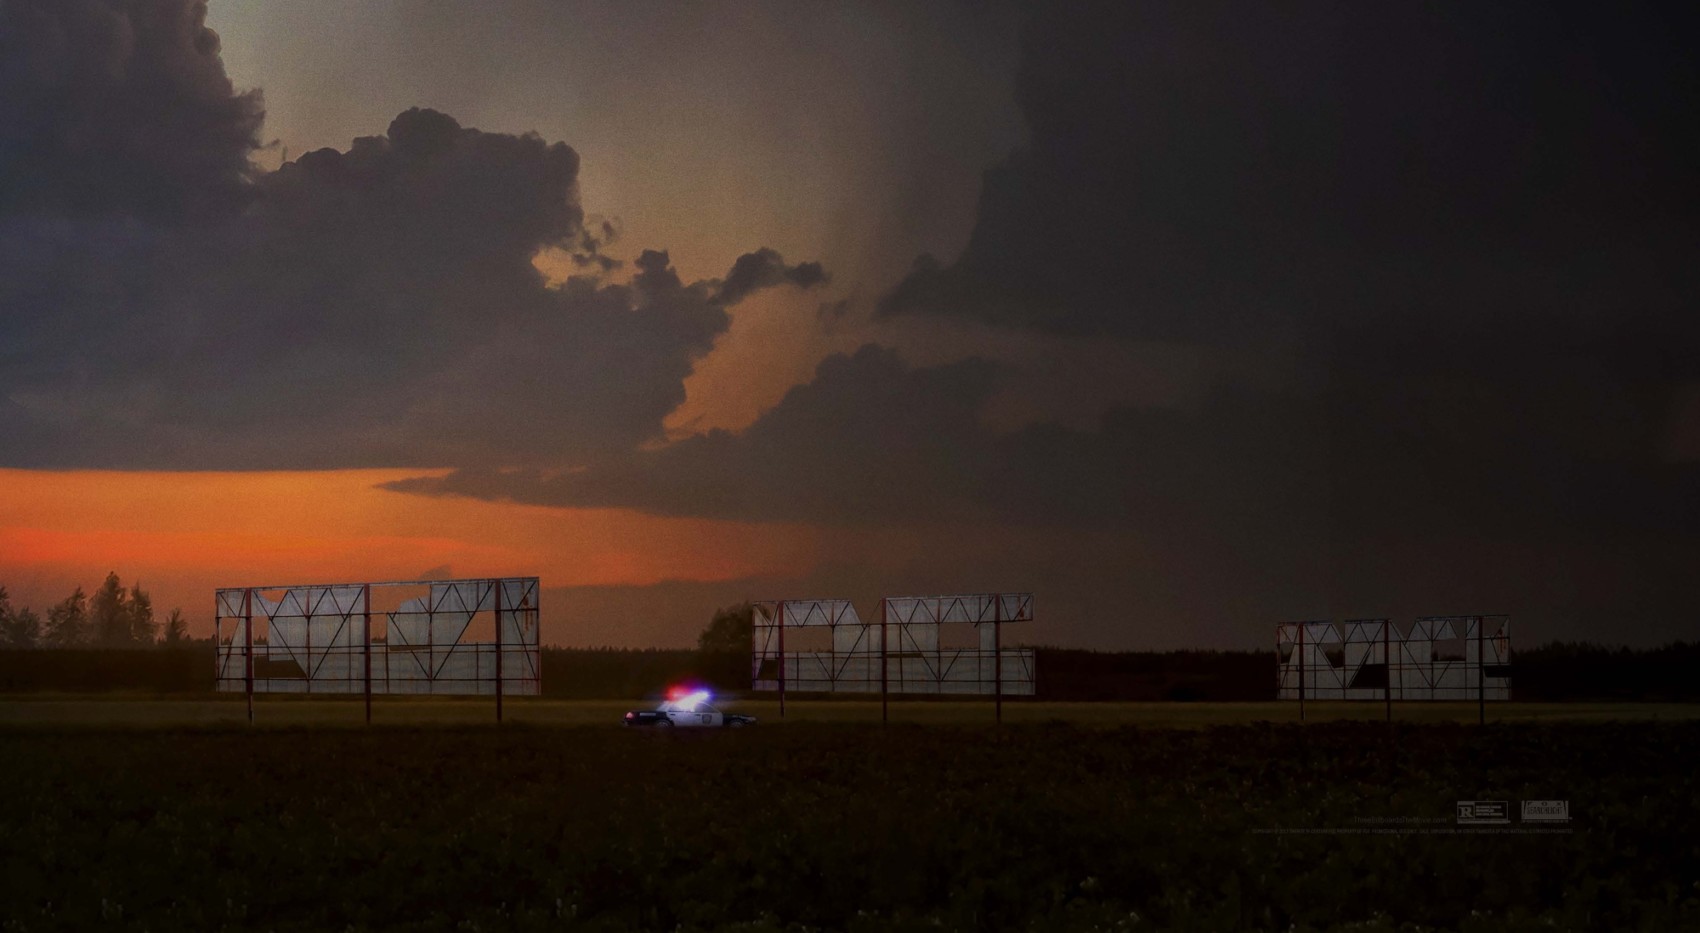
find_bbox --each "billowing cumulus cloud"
[0,0,263,220]
[715,248,830,307]
[399,3,1699,540]
[0,0,824,470]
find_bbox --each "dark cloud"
[0,0,263,220]
[388,346,1009,522]
[1,105,726,468]
[816,297,854,333]
[869,3,1700,603]
[880,2,1698,345]
[386,343,1328,532]
[715,247,830,306]
[569,216,622,272]
[394,344,1340,646]
[0,3,833,471]
[398,335,1700,646]
[401,3,1697,537]
[397,2,1700,644]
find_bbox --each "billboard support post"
[1383,620,1391,723]
[1297,621,1305,722]
[1477,615,1485,726]
[880,599,889,724]
[993,596,1003,724]
[363,583,372,725]
[244,588,254,725]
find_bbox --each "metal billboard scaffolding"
[215,577,540,723]
[751,593,1036,722]
[1276,615,1510,722]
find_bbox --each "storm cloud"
[392,2,1700,643]
[5,1,1698,646]
[879,3,1698,345]
[0,0,263,220]
[400,2,1700,536]
[0,0,823,470]
[389,343,1328,538]
[871,3,1700,541]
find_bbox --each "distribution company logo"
[1520,800,1571,824]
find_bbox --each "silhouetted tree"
[127,583,156,645]
[4,607,43,650]
[88,572,157,647]
[44,587,89,648]
[162,608,189,647]
[0,587,42,649]
[91,572,131,647]
[697,602,754,654]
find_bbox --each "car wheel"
[653,718,673,728]
[727,719,746,728]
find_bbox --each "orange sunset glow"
[0,469,818,641]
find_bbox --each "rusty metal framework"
[751,593,1036,720]
[1276,616,1510,720]
[215,577,540,722]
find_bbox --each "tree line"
[0,572,190,650]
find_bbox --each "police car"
[623,689,756,728]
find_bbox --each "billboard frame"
[1276,615,1510,723]
[215,576,540,723]
[752,593,1035,722]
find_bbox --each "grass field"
[3,699,1697,931]
[1,695,1698,728]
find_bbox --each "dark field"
[3,720,1697,931]
[8,643,1698,702]
[5,697,1700,729]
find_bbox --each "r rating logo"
[1456,800,1511,825]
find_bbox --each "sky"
[1,0,1696,649]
